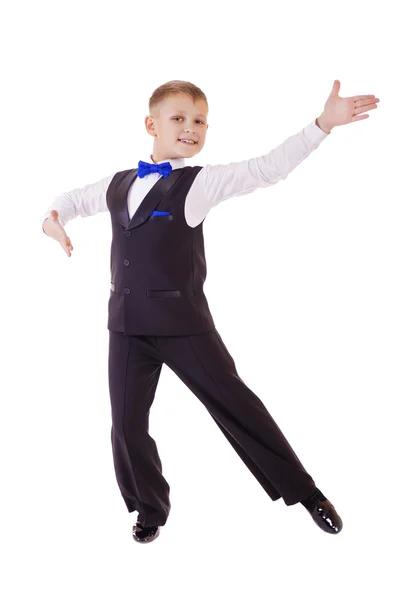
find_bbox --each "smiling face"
[145,93,209,163]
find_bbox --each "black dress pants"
[108,326,316,528]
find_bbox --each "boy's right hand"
[42,210,74,257]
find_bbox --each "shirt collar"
[150,155,186,169]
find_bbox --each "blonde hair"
[149,80,208,116]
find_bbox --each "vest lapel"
[113,168,186,230]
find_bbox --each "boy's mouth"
[178,139,197,145]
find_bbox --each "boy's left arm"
[189,80,379,222]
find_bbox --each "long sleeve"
[40,172,116,233]
[184,119,330,228]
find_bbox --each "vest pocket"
[149,215,174,220]
[146,289,181,298]
[146,289,196,297]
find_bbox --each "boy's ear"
[144,115,156,137]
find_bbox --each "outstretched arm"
[185,80,379,227]
[40,172,115,233]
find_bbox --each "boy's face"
[145,93,209,162]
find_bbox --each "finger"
[353,94,377,101]
[354,104,378,115]
[352,114,369,122]
[355,97,380,108]
[61,242,71,256]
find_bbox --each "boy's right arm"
[41,173,116,234]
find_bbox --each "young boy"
[41,79,379,544]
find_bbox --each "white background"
[2,0,399,598]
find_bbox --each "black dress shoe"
[301,489,343,534]
[132,521,160,543]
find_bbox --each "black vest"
[106,166,216,336]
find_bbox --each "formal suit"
[106,164,316,528]
[41,120,329,528]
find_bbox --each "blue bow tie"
[137,160,172,179]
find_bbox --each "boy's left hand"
[317,80,379,133]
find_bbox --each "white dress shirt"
[40,119,329,231]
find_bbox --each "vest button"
[124,287,131,294]
[124,230,131,237]
[124,259,130,266]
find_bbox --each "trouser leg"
[158,327,316,506]
[108,331,170,527]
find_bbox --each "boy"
[41,79,379,543]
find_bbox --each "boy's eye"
[173,117,204,124]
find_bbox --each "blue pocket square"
[151,210,171,216]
